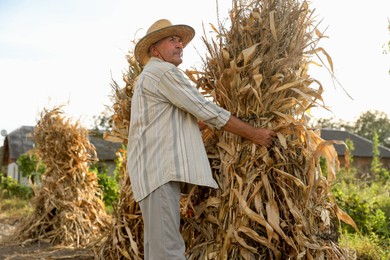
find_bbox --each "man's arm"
[222,115,276,148]
[198,120,208,131]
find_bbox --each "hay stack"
[98,0,358,259]
[15,106,111,247]
[96,54,145,259]
[180,0,357,259]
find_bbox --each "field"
[0,197,95,260]
[0,217,95,259]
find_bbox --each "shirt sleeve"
[157,68,231,130]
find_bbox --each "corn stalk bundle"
[180,0,357,259]
[96,54,145,259]
[14,106,111,247]
[103,54,141,144]
[96,1,358,259]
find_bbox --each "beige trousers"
[139,181,186,260]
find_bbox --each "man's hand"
[222,115,276,148]
[247,127,276,148]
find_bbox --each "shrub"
[332,176,389,237]
[0,175,33,199]
[17,152,45,185]
[340,233,386,260]
[90,164,119,208]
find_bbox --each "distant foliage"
[371,132,390,181]
[355,110,390,148]
[333,178,389,237]
[0,175,33,199]
[92,107,113,134]
[17,152,45,185]
[340,233,387,260]
[330,133,390,258]
[312,110,390,149]
[91,164,119,208]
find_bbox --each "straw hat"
[134,19,195,66]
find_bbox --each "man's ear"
[150,44,163,60]
[149,44,157,56]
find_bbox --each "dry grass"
[0,197,33,224]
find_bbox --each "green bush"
[331,166,390,259]
[0,175,33,199]
[90,164,119,208]
[340,233,388,260]
[332,177,389,237]
[17,152,45,185]
[97,171,119,207]
[378,194,390,232]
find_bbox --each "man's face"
[150,35,184,66]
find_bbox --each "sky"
[0,0,389,143]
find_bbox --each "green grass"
[0,197,33,222]
[339,232,390,260]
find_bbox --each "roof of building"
[89,134,123,161]
[320,129,390,158]
[1,126,122,165]
[3,125,35,161]
[3,126,390,166]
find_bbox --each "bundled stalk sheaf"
[15,106,111,247]
[181,0,357,259]
[98,0,358,259]
[96,55,144,259]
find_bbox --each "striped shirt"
[127,57,231,202]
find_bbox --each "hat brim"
[135,24,195,66]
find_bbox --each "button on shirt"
[127,57,231,202]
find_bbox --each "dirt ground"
[0,217,95,260]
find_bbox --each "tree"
[385,19,389,75]
[17,152,45,185]
[371,131,390,181]
[353,110,390,148]
[311,117,353,132]
[311,109,390,149]
[91,106,113,138]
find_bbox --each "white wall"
[7,162,29,186]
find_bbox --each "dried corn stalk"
[97,0,358,259]
[103,54,141,144]
[180,0,356,259]
[95,53,145,259]
[14,106,111,247]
